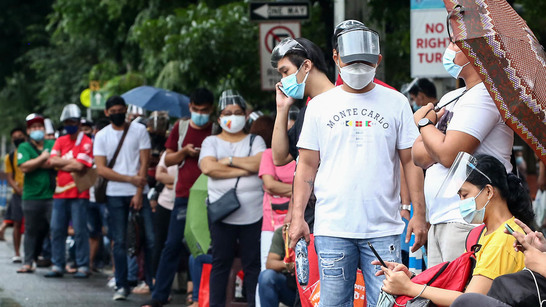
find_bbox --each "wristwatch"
[400,204,411,211]
[418,118,434,132]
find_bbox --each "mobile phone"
[194,147,201,151]
[278,85,289,97]
[368,242,387,268]
[505,223,515,235]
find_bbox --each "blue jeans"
[50,198,90,272]
[189,254,213,302]
[107,195,155,290]
[87,201,107,238]
[152,197,190,302]
[314,235,400,307]
[258,269,297,307]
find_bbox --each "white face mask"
[219,115,246,134]
[339,61,376,90]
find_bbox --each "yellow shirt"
[4,151,24,192]
[473,217,525,280]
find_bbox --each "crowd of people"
[1,18,545,307]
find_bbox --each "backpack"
[394,224,486,306]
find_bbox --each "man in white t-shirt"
[412,42,514,267]
[290,20,428,307]
[94,96,154,301]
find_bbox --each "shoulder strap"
[108,124,130,168]
[234,134,257,189]
[465,224,486,252]
[177,119,191,151]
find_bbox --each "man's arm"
[49,156,85,172]
[265,252,287,272]
[200,156,251,179]
[288,148,319,248]
[5,172,22,195]
[165,145,199,167]
[271,83,296,166]
[19,150,50,173]
[399,148,428,252]
[95,155,146,187]
[130,148,150,210]
[411,135,436,169]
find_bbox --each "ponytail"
[506,173,537,230]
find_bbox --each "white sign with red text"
[410,8,450,78]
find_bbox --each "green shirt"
[269,227,286,258]
[17,140,56,200]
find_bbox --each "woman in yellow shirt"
[375,154,535,306]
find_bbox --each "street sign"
[90,90,107,110]
[250,2,309,21]
[259,22,301,91]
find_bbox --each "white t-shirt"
[157,151,177,210]
[198,134,266,225]
[297,85,419,239]
[93,122,151,196]
[425,83,514,225]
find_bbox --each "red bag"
[394,224,486,306]
[199,263,212,307]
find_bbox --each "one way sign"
[250,2,310,21]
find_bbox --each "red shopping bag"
[199,263,212,307]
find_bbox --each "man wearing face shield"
[411,39,514,267]
[289,20,428,306]
[45,104,93,278]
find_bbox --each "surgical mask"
[411,102,420,112]
[280,64,309,99]
[109,113,126,127]
[219,115,246,134]
[339,62,376,90]
[64,125,79,135]
[443,48,469,79]
[515,156,524,166]
[13,138,25,148]
[459,187,491,224]
[191,112,210,127]
[29,130,45,142]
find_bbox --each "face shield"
[436,152,492,198]
[337,29,380,64]
[217,90,246,113]
[60,104,81,122]
[270,38,308,69]
[147,111,169,134]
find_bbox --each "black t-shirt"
[286,105,315,231]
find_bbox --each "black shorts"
[5,194,23,222]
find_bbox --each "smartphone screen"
[368,242,387,267]
[505,223,515,235]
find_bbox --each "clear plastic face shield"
[217,90,247,113]
[436,152,492,198]
[337,29,380,64]
[270,38,308,69]
[60,104,82,122]
[147,111,169,134]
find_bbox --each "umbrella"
[444,0,546,163]
[121,86,190,118]
[184,174,210,257]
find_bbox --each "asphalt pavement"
[0,227,186,307]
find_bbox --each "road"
[0,227,187,307]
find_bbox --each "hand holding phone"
[368,242,387,267]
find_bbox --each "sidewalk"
[0,227,186,306]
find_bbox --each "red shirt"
[50,133,94,199]
[165,121,212,198]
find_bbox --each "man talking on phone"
[144,88,215,307]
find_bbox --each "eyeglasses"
[446,5,465,44]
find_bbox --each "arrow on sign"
[253,4,308,19]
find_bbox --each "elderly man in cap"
[289,20,427,306]
[16,113,57,273]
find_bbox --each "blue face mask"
[29,130,45,142]
[443,48,469,79]
[280,64,309,100]
[191,112,210,127]
[64,125,79,135]
[459,187,491,224]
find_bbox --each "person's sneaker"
[107,277,116,289]
[36,258,52,268]
[113,288,129,301]
[44,270,63,278]
[11,256,22,263]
